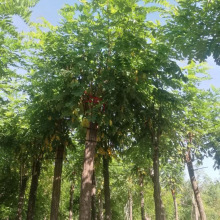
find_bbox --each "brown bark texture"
[185,148,206,220]
[50,143,65,220]
[171,189,179,220]
[16,170,28,220]
[103,155,112,220]
[79,122,97,220]
[69,182,74,220]
[26,159,41,220]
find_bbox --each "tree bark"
[16,167,28,220]
[139,174,146,220]
[69,181,74,220]
[26,159,41,220]
[103,155,111,220]
[185,148,206,220]
[171,189,179,220]
[79,122,97,220]
[50,143,65,220]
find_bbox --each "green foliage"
[166,0,220,65]
[180,177,220,219]
[0,0,220,219]
[0,148,19,219]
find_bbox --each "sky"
[13,0,220,180]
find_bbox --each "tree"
[2,0,219,219]
[175,62,218,220]
[0,2,39,217]
[26,1,184,219]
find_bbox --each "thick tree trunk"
[185,149,206,220]
[171,189,179,220]
[79,122,97,220]
[91,171,97,220]
[26,159,41,220]
[69,182,74,220]
[103,156,111,220]
[139,174,146,220]
[16,170,28,220]
[50,143,65,220]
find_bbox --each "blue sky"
[13,0,220,180]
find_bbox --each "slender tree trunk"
[79,122,97,220]
[103,155,111,220]
[139,174,146,220]
[69,181,74,220]
[91,170,97,220]
[26,159,41,220]
[171,189,179,220]
[185,148,206,220]
[128,191,133,220]
[50,143,65,220]
[16,167,28,220]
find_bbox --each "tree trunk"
[185,148,206,220]
[26,159,41,220]
[139,174,146,220]
[50,143,65,220]
[69,181,74,220]
[91,170,97,220]
[171,189,179,220]
[103,155,111,220]
[16,167,28,220]
[79,122,97,220]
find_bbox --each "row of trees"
[0,0,220,219]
